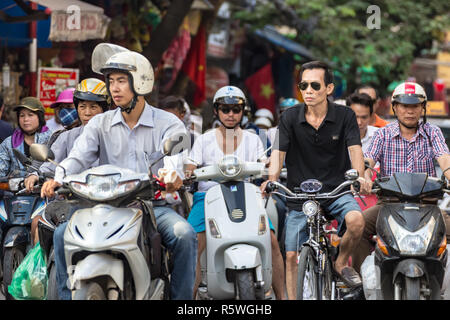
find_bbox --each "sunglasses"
[298,81,321,91]
[218,105,242,114]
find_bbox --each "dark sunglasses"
[298,81,321,91]
[218,105,242,114]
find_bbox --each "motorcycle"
[29,134,187,300]
[368,167,450,300]
[190,154,273,300]
[0,149,46,299]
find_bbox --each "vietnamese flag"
[181,24,206,106]
[245,63,276,113]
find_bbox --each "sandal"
[337,266,362,288]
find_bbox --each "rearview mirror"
[30,144,55,162]
[13,148,31,166]
[162,132,190,156]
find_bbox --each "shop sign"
[48,11,110,42]
[37,67,79,119]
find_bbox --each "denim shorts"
[188,192,275,233]
[284,193,361,252]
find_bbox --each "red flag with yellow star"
[181,24,206,107]
[244,63,276,113]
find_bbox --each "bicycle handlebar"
[266,180,357,200]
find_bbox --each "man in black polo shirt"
[261,61,370,299]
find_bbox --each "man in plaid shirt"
[352,82,450,273]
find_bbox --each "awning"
[0,0,51,48]
[30,0,110,42]
[254,25,315,60]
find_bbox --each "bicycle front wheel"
[297,246,318,300]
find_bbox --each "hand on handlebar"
[24,175,39,193]
[40,179,62,198]
[260,180,276,197]
[356,177,372,195]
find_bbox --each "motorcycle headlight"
[302,200,319,218]
[70,174,140,201]
[388,215,436,256]
[218,155,242,178]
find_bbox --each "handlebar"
[265,179,358,200]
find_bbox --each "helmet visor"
[392,94,426,105]
[74,91,108,102]
[92,43,129,74]
[214,96,245,106]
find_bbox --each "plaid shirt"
[364,121,449,177]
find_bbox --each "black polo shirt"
[274,102,361,211]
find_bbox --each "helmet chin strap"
[218,115,243,130]
[119,95,138,114]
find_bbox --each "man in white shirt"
[41,46,197,300]
[346,92,379,153]
[185,86,286,300]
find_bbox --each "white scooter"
[29,135,186,300]
[192,155,273,300]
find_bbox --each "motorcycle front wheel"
[73,281,106,300]
[3,246,25,300]
[401,276,421,300]
[235,270,256,300]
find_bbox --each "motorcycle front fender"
[393,259,426,282]
[68,253,124,291]
[3,226,29,248]
[224,244,262,270]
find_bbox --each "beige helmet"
[100,51,154,96]
[74,78,109,111]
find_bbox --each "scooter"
[29,135,186,300]
[370,169,450,300]
[191,155,272,300]
[0,149,47,299]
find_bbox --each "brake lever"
[352,180,367,207]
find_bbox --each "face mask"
[59,108,78,127]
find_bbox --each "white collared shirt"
[54,103,187,183]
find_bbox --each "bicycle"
[265,169,363,300]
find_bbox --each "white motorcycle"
[191,155,274,300]
[30,135,186,300]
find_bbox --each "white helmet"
[254,108,274,123]
[254,117,272,129]
[100,51,154,96]
[391,82,427,105]
[213,86,247,109]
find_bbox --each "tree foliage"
[234,0,450,95]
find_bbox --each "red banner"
[37,67,79,119]
[245,63,276,114]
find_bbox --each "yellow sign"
[437,51,450,88]
[427,101,448,117]
[389,101,448,117]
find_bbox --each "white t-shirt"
[268,127,277,146]
[188,128,265,192]
[361,125,379,154]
